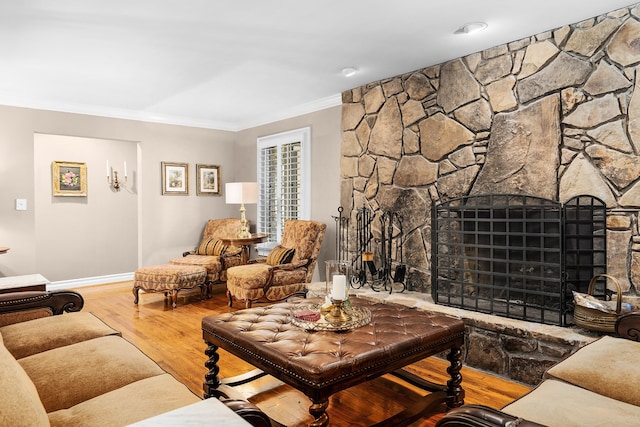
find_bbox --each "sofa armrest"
[0,290,84,316]
[435,405,545,427]
[615,311,640,341]
[220,399,271,427]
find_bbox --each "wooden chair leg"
[171,290,178,309]
[227,290,234,307]
[133,287,140,304]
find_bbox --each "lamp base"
[237,203,251,239]
[237,229,252,239]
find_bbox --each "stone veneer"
[349,286,598,386]
[340,3,640,298]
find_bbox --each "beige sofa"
[0,289,269,427]
[436,312,640,427]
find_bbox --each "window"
[257,127,310,254]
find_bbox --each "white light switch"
[15,199,27,211]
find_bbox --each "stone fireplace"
[340,3,640,301]
[339,4,640,384]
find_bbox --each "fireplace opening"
[432,194,606,326]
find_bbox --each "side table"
[219,233,268,264]
[0,274,49,294]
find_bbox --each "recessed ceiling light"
[454,22,488,35]
[341,67,358,77]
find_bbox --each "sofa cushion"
[0,307,53,327]
[170,254,222,274]
[196,238,227,256]
[545,335,640,407]
[503,379,640,426]
[0,311,119,359]
[266,245,295,266]
[19,335,166,412]
[0,335,49,426]
[47,373,200,427]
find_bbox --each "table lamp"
[225,182,258,238]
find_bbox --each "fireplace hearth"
[432,194,606,326]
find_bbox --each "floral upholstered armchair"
[169,218,246,293]
[226,219,326,308]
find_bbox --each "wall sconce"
[225,182,258,238]
[106,160,127,192]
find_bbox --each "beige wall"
[236,106,342,281]
[0,104,342,284]
[34,134,138,281]
[0,105,238,281]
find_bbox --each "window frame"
[256,127,311,254]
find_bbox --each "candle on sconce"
[124,161,127,177]
[332,275,346,300]
[106,160,110,177]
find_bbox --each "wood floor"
[73,281,531,427]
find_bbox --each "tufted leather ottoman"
[133,264,207,309]
[202,297,465,426]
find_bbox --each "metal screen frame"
[432,194,605,326]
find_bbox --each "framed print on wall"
[196,164,221,196]
[52,161,87,196]
[161,161,189,195]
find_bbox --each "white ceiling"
[0,1,635,131]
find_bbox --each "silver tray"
[290,303,371,332]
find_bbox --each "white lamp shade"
[225,182,258,204]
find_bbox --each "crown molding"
[0,92,343,132]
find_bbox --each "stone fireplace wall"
[340,3,640,296]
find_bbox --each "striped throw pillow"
[266,245,295,266]
[196,238,227,256]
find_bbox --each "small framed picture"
[161,162,189,195]
[196,164,221,196]
[52,161,87,197]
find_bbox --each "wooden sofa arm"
[220,399,271,427]
[436,405,544,427]
[616,311,640,341]
[0,290,84,315]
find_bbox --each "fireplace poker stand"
[351,207,378,289]
[373,210,406,294]
[332,206,349,262]
[349,207,406,293]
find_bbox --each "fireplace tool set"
[336,207,406,293]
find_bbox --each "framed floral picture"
[52,161,87,196]
[196,164,221,196]
[161,161,189,195]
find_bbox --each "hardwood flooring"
[73,281,530,427]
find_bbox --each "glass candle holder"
[325,260,351,300]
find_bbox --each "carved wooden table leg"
[308,400,329,427]
[446,345,465,408]
[203,342,223,399]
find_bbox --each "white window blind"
[257,127,310,253]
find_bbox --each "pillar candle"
[106,160,110,177]
[332,275,346,300]
[123,161,127,177]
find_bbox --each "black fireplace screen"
[431,194,606,326]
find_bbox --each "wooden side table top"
[219,233,269,264]
[218,233,268,247]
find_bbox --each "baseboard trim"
[48,273,134,290]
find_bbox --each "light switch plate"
[15,199,27,211]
